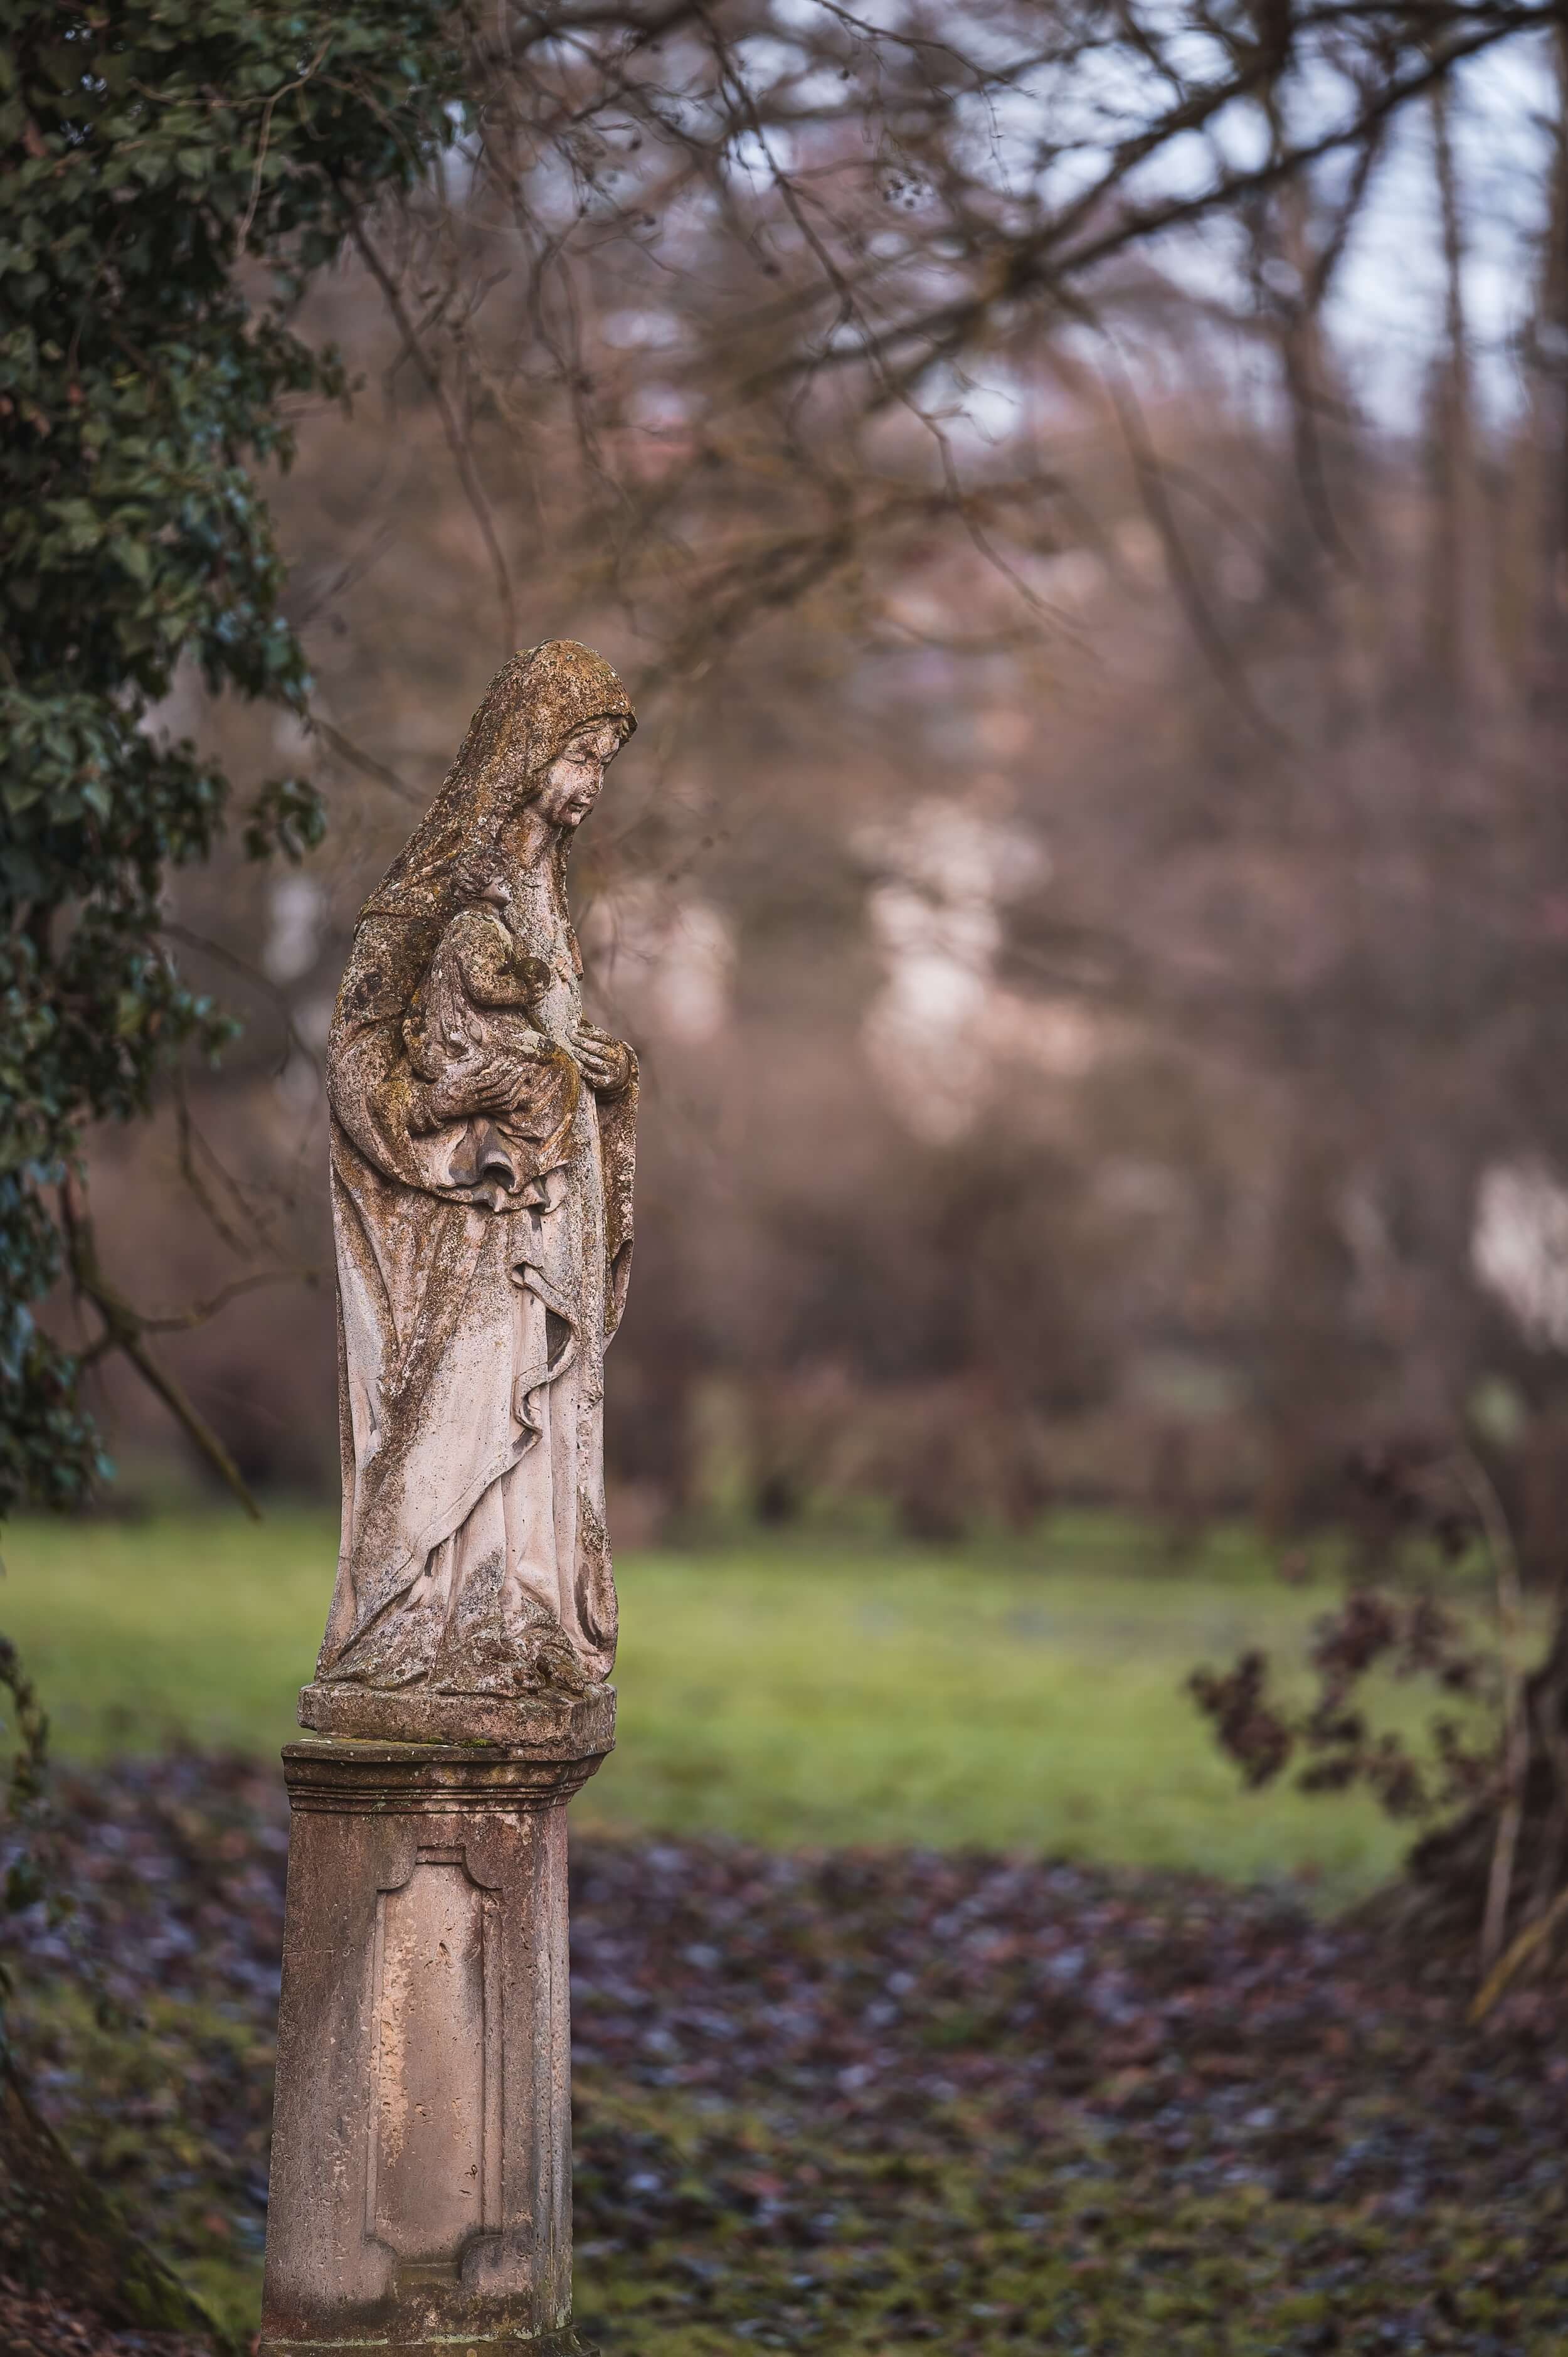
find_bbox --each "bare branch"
[311,715,426,806]
[343,206,520,655]
[62,1181,263,1521]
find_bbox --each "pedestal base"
[259,1708,613,2357]
[279,2334,596,2357]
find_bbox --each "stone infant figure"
[402,870,582,1211]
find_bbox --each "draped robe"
[313,643,636,1701]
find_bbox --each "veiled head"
[366,641,635,922]
[454,640,635,808]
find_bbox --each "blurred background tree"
[7,0,1568,1957]
[0,0,469,1518]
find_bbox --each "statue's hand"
[569,1024,634,1096]
[410,1041,549,1131]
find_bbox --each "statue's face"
[530,720,624,833]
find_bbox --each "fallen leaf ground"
[6,1755,1567,2353]
[0,2274,209,2357]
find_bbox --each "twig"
[173,1080,296,1267]
[1468,1881,1568,2023]
[160,921,317,1078]
[236,39,332,252]
[174,1081,262,1260]
[137,1267,318,1334]
[343,208,519,655]
[1456,1448,1530,1976]
[1103,354,1291,753]
[311,715,426,806]
[61,1181,263,1521]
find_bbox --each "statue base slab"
[297,1678,616,1752]
[268,2336,596,2357]
[258,1711,615,2357]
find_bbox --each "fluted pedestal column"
[259,1690,613,2357]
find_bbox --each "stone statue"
[298,639,638,1742]
[263,644,633,2357]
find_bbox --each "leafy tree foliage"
[0,1,466,1514]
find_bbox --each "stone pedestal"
[258,1692,614,2357]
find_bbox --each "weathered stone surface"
[317,640,638,1738]
[297,1679,616,1757]
[258,1720,613,2357]
[262,647,638,2354]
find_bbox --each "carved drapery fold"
[303,644,637,1740]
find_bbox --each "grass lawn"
[0,1507,1488,1900]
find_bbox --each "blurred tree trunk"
[1256,87,1361,599]
[1528,30,1568,716]
[0,2051,221,2344]
[1402,1607,1568,1971]
[1426,83,1485,715]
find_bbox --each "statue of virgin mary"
[300,642,637,1740]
